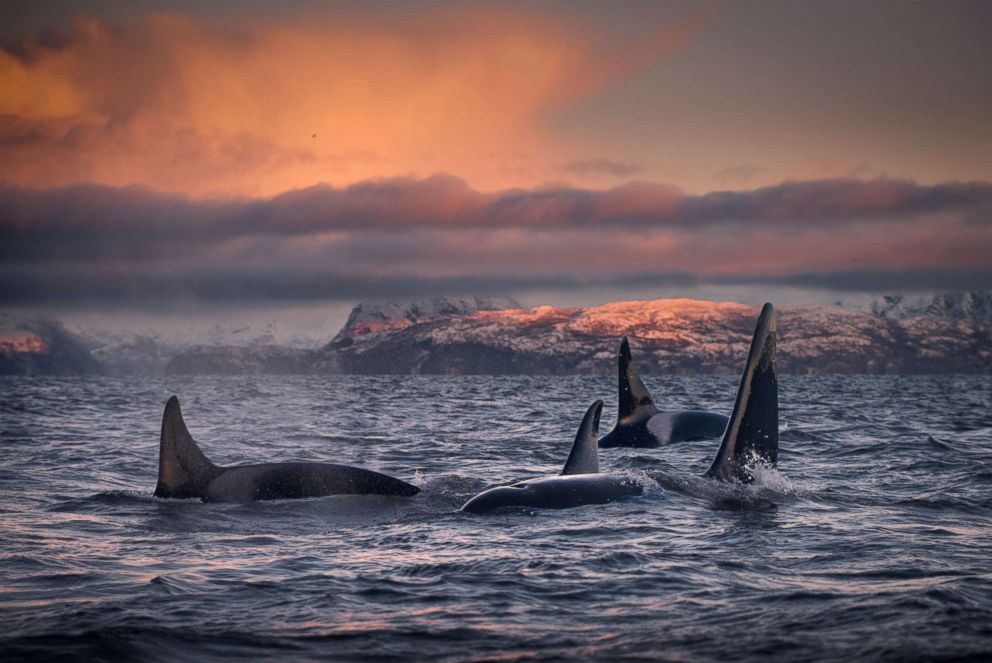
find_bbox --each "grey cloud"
[760,269,992,293]
[560,158,644,178]
[0,264,578,309]
[4,175,991,253]
[4,261,990,310]
[2,174,991,309]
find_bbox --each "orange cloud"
[0,9,707,196]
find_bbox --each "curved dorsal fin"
[705,303,778,482]
[154,396,220,499]
[617,337,660,423]
[561,400,603,475]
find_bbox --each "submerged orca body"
[598,337,728,449]
[154,396,419,503]
[705,303,779,483]
[460,400,643,514]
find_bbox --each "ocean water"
[1,374,991,662]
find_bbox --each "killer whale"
[154,396,419,503]
[598,337,728,449]
[705,303,778,482]
[460,400,643,514]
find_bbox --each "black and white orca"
[153,396,419,503]
[598,337,728,449]
[460,400,643,513]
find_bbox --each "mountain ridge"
[3,293,990,375]
[174,296,992,375]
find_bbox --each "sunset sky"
[1,1,990,334]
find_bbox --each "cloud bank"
[2,176,990,308]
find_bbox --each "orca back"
[203,462,420,503]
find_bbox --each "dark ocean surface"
[1,375,991,662]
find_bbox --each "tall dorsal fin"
[705,303,778,483]
[154,396,220,499]
[617,337,660,423]
[561,400,603,475]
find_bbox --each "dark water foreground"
[1,375,990,662]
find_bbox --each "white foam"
[616,468,664,498]
[747,464,794,494]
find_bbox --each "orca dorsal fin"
[154,396,220,499]
[705,303,779,483]
[561,400,603,475]
[617,336,660,423]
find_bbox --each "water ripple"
[1,375,991,660]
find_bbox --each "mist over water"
[1,375,991,661]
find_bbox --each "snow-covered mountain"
[0,313,102,375]
[315,299,990,375]
[165,296,991,375]
[0,313,327,375]
[868,291,992,325]
[5,292,990,375]
[329,296,521,344]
